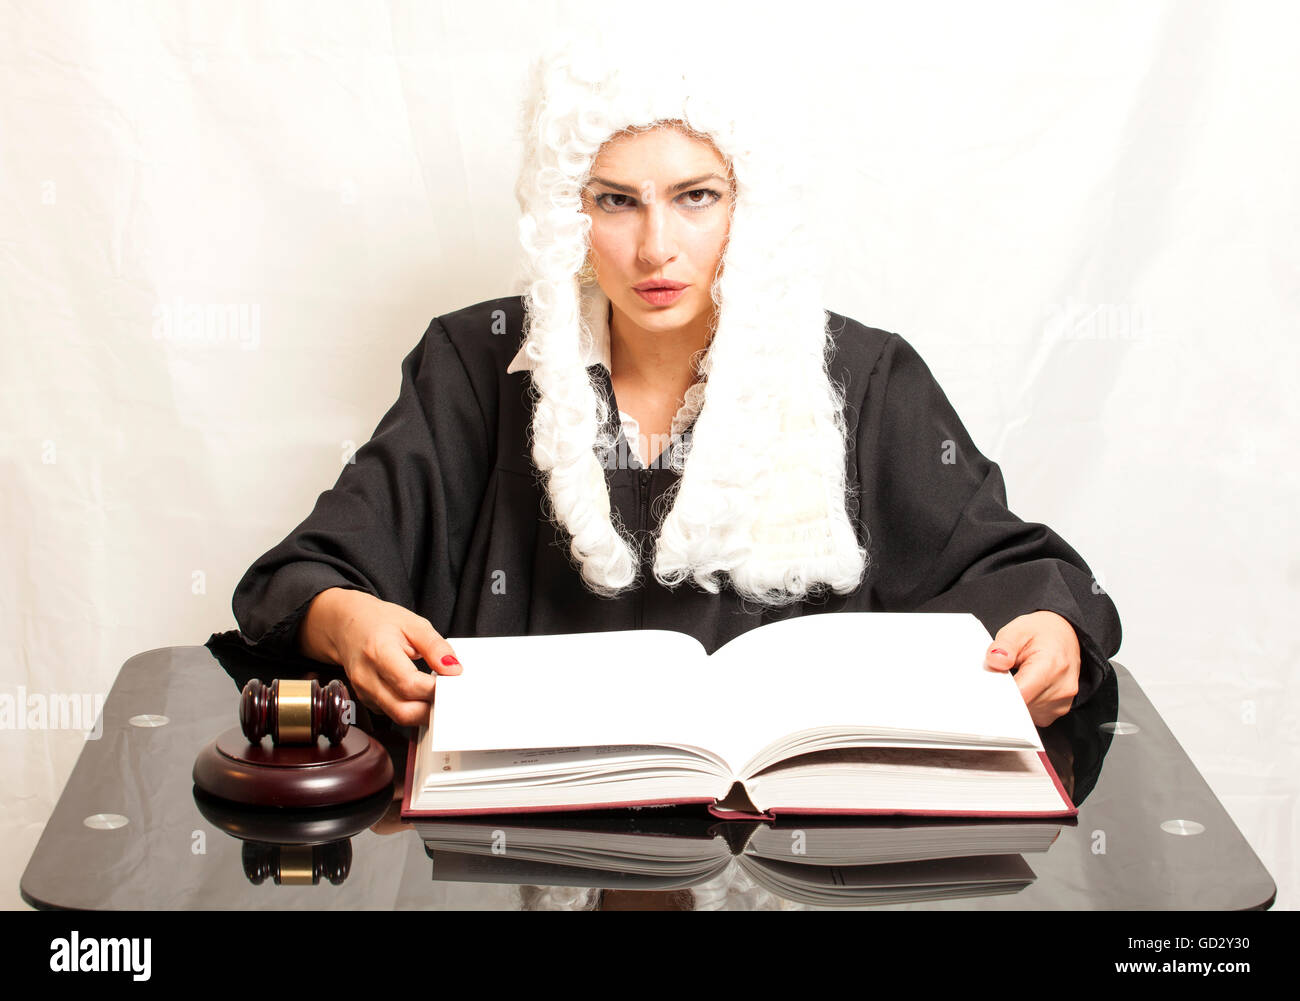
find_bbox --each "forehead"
[590,124,731,180]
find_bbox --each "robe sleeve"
[231,316,490,659]
[864,332,1122,709]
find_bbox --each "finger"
[1012,652,1076,727]
[1031,702,1069,728]
[1026,689,1072,728]
[404,614,463,676]
[350,656,436,728]
[381,695,437,729]
[367,634,439,702]
[345,672,383,717]
[985,623,1032,672]
[985,644,1015,672]
[1010,651,1054,707]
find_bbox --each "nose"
[637,196,677,268]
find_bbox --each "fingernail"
[440,654,460,667]
[990,648,1008,657]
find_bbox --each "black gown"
[231,295,1122,709]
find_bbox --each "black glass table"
[19,634,1277,910]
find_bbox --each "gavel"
[240,678,350,746]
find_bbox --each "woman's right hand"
[297,587,462,727]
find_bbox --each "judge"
[232,43,1122,731]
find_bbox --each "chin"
[636,308,700,332]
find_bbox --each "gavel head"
[240,678,350,746]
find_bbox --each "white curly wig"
[513,35,868,607]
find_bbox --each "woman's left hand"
[985,610,1082,727]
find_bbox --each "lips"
[632,280,688,291]
[633,284,687,306]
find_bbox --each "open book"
[401,612,1076,819]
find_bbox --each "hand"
[298,587,462,727]
[984,610,1081,727]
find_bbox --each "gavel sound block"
[193,678,393,808]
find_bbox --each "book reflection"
[417,812,1059,909]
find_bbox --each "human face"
[582,123,733,341]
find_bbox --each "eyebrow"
[587,173,729,195]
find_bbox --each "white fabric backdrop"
[2,0,1296,910]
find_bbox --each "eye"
[593,192,636,212]
[678,188,722,210]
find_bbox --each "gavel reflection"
[243,842,352,886]
[240,678,350,746]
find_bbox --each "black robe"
[231,295,1122,709]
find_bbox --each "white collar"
[506,284,613,374]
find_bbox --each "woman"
[232,44,1122,731]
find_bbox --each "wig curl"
[513,36,869,607]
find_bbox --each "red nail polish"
[441,654,460,667]
[991,648,1008,657]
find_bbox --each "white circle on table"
[83,813,129,830]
